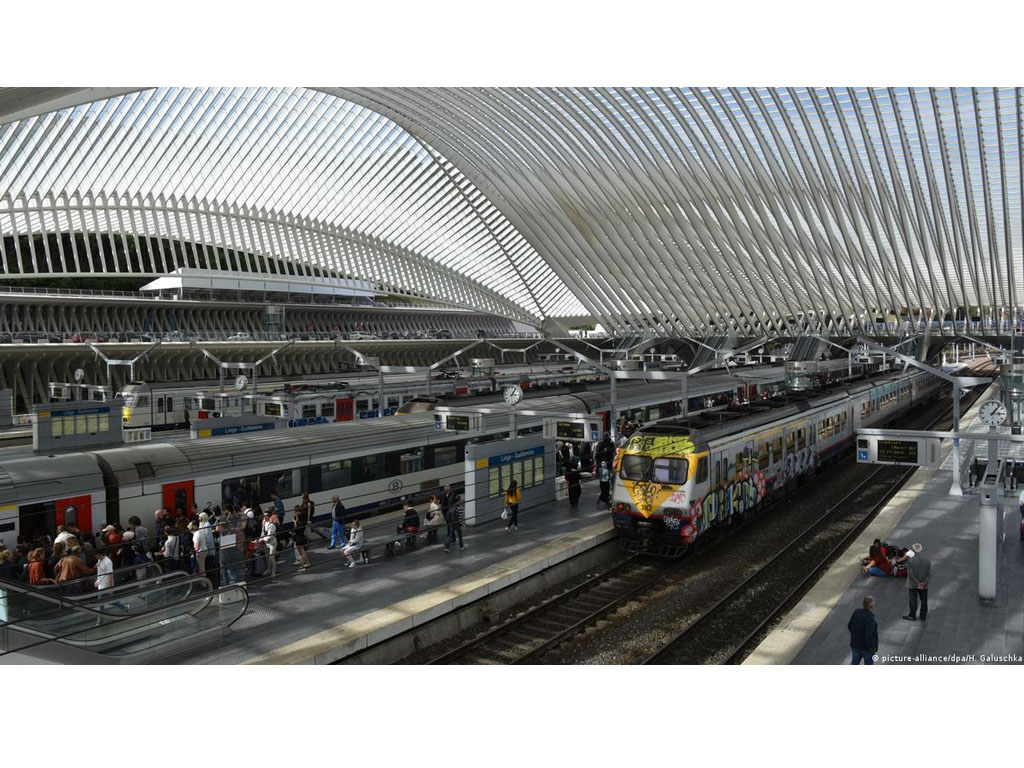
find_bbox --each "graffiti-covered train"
[610,369,949,556]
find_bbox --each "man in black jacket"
[847,596,878,665]
[329,494,347,550]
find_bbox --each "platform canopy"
[3,87,1024,336]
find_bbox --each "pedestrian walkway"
[171,478,614,664]
[747,390,1024,665]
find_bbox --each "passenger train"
[610,369,949,556]
[2,378,743,544]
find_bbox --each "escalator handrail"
[47,570,193,605]
[37,561,164,594]
[1,572,216,631]
[0,579,249,658]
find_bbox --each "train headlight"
[122,407,132,422]
[613,502,632,513]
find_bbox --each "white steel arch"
[0,87,584,324]
[332,87,1024,335]
[4,87,1024,336]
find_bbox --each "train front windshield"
[619,455,688,484]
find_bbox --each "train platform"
[746,390,1024,665]
[168,479,615,665]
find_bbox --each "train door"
[162,480,194,517]
[748,384,757,399]
[18,501,55,542]
[55,494,93,533]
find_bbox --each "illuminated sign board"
[556,421,586,440]
[876,439,919,464]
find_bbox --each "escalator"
[0,568,248,664]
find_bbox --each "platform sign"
[33,399,123,452]
[856,434,941,467]
[877,439,918,464]
[434,412,484,433]
[543,417,602,442]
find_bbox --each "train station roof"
[2,86,1023,335]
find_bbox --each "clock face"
[503,384,523,406]
[978,400,1007,427]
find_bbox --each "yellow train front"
[611,431,707,556]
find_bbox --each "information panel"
[556,420,585,440]
[877,439,918,464]
[856,433,941,467]
[446,414,472,431]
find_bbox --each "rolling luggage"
[250,542,267,577]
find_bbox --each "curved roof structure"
[0,88,583,324]
[3,87,1024,335]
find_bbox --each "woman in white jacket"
[343,519,364,568]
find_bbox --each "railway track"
[426,555,681,664]
[642,361,992,665]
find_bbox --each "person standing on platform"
[565,462,582,508]
[261,510,278,579]
[903,543,930,622]
[329,494,347,550]
[597,461,612,508]
[94,549,114,592]
[847,596,878,664]
[504,479,522,532]
[269,491,285,525]
[444,494,467,553]
[292,505,311,570]
[441,484,456,525]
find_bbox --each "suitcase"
[248,541,267,577]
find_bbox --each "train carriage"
[611,370,945,556]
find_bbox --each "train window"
[653,457,688,484]
[166,397,173,412]
[320,460,352,489]
[137,396,149,409]
[758,443,770,471]
[796,428,806,451]
[736,451,745,472]
[713,459,721,485]
[200,397,216,411]
[260,470,294,501]
[430,443,460,468]
[785,432,795,452]
[400,449,424,473]
[772,437,782,456]
[135,462,154,479]
[302,404,318,418]
[619,454,652,481]
[157,397,164,413]
[695,457,707,484]
[223,475,260,507]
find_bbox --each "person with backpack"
[504,479,522,532]
[565,462,582,509]
[847,596,878,664]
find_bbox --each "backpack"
[178,530,193,558]
[246,517,261,539]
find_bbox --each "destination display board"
[857,433,940,467]
[446,414,472,431]
[556,420,586,440]
[877,439,919,464]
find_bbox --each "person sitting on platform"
[343,519,364,568]
[399,503,420,535]
[861,542,892,578]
